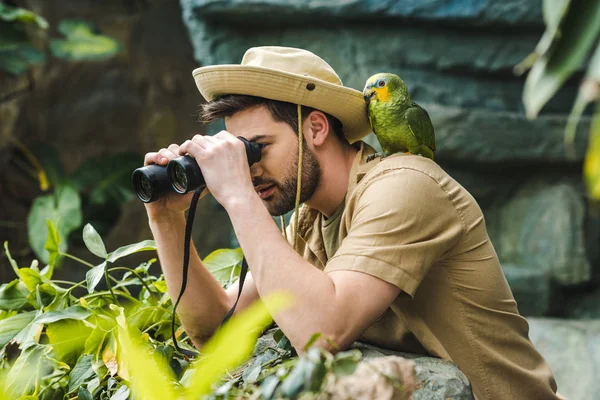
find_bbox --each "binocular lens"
[171,162,189,193]
[139,174,153,201]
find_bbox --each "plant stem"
[105,269,119,306]
[108,266,159,302]
[61,252,95,268]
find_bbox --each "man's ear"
[306,110,330,147]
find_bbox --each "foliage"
[0,222,367,399]
[24,144,141,264]
[517,0,600,199]
[0,3,120,76]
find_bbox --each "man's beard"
[253,141,321,216]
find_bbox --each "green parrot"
[363,73,436,161]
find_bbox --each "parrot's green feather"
[364,73,436,161]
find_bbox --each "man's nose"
[249,161,263,178]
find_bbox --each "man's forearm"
[224,196,347,351]
[148,213,230,347]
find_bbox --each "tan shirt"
[286,142,559,400]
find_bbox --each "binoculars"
[132,136,262,203]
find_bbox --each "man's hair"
[199,94,347,141]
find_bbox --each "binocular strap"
[171,188,248,356]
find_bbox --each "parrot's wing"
[405,105,436,151]
[366,103,374,133]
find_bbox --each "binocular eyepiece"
[132,136,262,203]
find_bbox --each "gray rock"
[429,104,591,163]
[528,318,600,400]
[564,286,600,319]
[495,182,591,286]
[502,264,551,316]
[182,0,544,27]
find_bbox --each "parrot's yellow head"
[363,73,410,106]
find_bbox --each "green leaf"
[261,375,281,400]
[152,280,168,293]
[114,307,178,400]
[83,223,108,259]
[242,361,262,383]
[0,279,30,310]
[33,305,91,324]
[4,241,21,277]
[4,345,47,398]
[49,19,121,62]
[27,184,82,263]
[184,293,293,398]
[18,268,44,292]
[584,102,600,200]
[0,310,36,348]
[0,43,46,75]
[303,332,322,351]
[107,240,156,263]
[523,0,600,118]
[46,319,92,364]
[331,350,362,376]
[77,386,94,400]
[203,248,243,283]
[0,4,48,28]
[110,385,130,400]
[43,219,60,278]
[86,261,107,294]
[11,310,43,349]
[68,355,95,392]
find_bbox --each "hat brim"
[192,65,371,143]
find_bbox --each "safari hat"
[192,46,371,143]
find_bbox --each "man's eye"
[258,143,268,150]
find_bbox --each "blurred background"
[1,0,599,398]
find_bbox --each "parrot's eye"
[377,80,385,88]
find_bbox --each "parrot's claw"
[366,152,387,163]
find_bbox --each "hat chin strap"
[279,104,304,251]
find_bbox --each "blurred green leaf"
[83,224,108,259]
[0,280,30,311]
[565,43,600,149]
[523,0,600,118]
[43,220,60,279]
[184,292,293,398]
[86,262,107,294]
[47,319,92,364]
[27,184,82,263]
[107,240,156,263]
[71,152,140,205]
[4,345,47,398]
[331,350,361,376]
[49,19,120,62]
[584,103,600,200]
[115,307,178,400]
[0,4,48,28]
[0,310,36,348]
[203,247,243,284]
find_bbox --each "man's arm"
[149,213,261,348]
[225,195,401,352]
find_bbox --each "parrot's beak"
[363,89,376,104]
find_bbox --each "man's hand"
[143,143,199,220]
[178,131,257,208]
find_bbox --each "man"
[143,46,561,399]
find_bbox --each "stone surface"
[492,181,591,286]
[502,264,551,316]
[183,0,544,26]
[528,318,600,400]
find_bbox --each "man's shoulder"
[360,153,450,190]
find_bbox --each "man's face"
[225,106,321,216]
